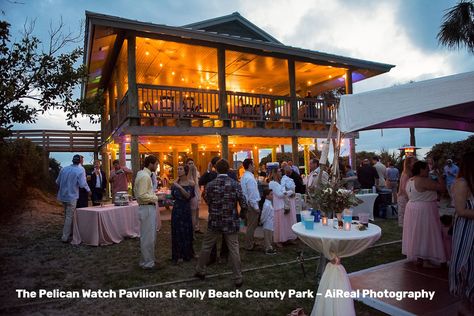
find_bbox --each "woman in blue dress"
[171,165,195,264]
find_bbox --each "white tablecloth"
[292,222,381,316]
[353,193,378,221]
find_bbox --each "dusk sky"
[3,0,473,165]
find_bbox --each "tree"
[426,135,474,167]
[437,0,474,53]
[0,19,103,137]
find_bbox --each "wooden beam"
[191,143,198,163]
[271,146,277,162]
[158,152,165,177]
[217,47,228,121]
[101,148,110,200]
[288,58,298,124]
[119,142,126,166]
[221,135,229,160]
[172,148,179,179]
[304,145,310,175]
[252,146,259,176]
[345,69,356,168]
[291,136,299,166]
[127,34,139,124]
[130,135,140,184]
[121,126,357,138]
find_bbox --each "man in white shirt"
[372,156,387,188]
[240,158,261,251]
[306,158,329,189]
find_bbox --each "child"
[261,188,277,255]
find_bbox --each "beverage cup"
[304,216,315,230]
[359,213,369,227]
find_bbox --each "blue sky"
[3,0,473,166]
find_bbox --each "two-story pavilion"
[83,11,394,179]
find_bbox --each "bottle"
[372,186,377,194]
[315,210,321,223]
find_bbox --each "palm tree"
[437,0,474,53]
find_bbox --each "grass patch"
[0,204,401,315]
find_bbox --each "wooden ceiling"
[134,36,348,96]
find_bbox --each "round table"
[292,221,381,316]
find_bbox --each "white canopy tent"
[337,71,474,133]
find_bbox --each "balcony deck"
[105,84,337,138]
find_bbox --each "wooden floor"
[349,259,462,316]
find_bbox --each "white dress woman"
[269,169,296,247]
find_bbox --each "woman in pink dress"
[402,161,446,267]
[397,156,416,227]
[268,168,296,248]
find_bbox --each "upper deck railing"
[8,130,101,152]
[105,84,337,133]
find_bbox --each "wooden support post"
[192,143,199,164]
[130,136,140,186]
[119,142,126,166]
[291,136,299,167]
[221,135,229,160]
[127,35,139,126]
[158,152,165,176]
[272,146,277,162]
[173,148,179,180]
[252,147,259,177]
[217,47,228,122]
[304,145,310,175]
[101,148,110,200]
[288,58,298,126]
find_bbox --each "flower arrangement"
[307,182,362,214]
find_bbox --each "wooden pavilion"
[82,11,394,180]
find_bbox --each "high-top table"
[72,202,140,246]
[353,193,378,221]
[292,221,381,316]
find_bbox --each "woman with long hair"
[171,165,195,264]
[397,156,416,227]
[450,152,474,314]
[268,168,296,248]
[402,161,446,267]
[187,164,201,233]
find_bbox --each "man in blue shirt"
[56,155,91,242]
[444,159,459,207]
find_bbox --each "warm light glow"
[145,51,149,56]
[169,146,172,150]
[307,81,312,85]
[164,156,167,160]
[159,63,163,67]
[201,153,205,156]
[147,142,151,145]
[171,71,175,76]
[329,75,332,78]
[405,148,415,153]
[232,144,236,147]
[254,146,258,150]
[181,78,185,81]
[251,90,255,93]
[269,88,273,92]
[178,155,182,159]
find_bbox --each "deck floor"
[349,259,462,315]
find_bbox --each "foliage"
[437,0,474,53]
[0,139,53,216]
[379,148,399,166]
[307,182,362,214]
[426,135,474,167]
[0,19,103,134]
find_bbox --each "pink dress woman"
[397,173,410,227]
[402,179,446,263]
[269,180,297,243]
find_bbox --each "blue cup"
[303,216,315,230]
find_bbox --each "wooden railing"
[8,130,101,152]
[227,92,291,122]
[137,84,219,119]
[103,84,337,131]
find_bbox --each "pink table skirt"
[72,202,140,246]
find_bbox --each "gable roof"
[183,12,281,44]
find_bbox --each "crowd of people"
[55,151,473,307]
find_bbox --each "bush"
[0,139,53,217]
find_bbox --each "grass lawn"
[0,195,403,315]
